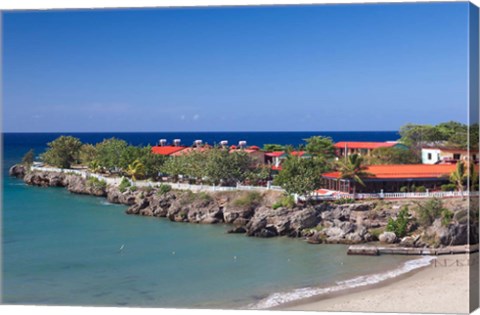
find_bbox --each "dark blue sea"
[3,131,432,309]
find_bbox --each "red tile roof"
[265,151,285,157]
[170,147,210,156]
[439,149,469,154]
[322,164,459,180]
[291,151,308,157]
[334,142,398,150]
[151,146,187,156]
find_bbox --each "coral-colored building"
[322,164,459,193]
[334,142,408,158]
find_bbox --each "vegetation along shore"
[9,121,479,250]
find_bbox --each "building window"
[427,153,432,160]
[454,154,461,160]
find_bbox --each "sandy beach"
[282,254,477,314]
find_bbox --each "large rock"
[379,232,397,244]
[9,164,27,178]
[67,175,107,197]
[288,207,321,236]
[335,206,351,220]
[149,193,176,217]
[24,171,66,187]
[245,206,320,237]
[349,202,375,212]
[345,232,363,243]
[400,236,418,247]
[223,205,255,224]
[126,198,150,215]
[106,187,136,205]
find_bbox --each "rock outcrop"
[13,164,472,248]
[9,164,27,178]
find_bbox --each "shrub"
[197,191,213,202]
[86,176,107,190]
[142,186,153,193]
[179,190,196,205]
[232,192,262,207]
[441,209,454,226]
[415,186,427,193]
[386,206,409,237]
[118,177,131,193]
[130,185,138,192]
[272,195,296,209]
[157,184,172,195]
[400,186,409,193]
[415,198,446,227]
[21,149,35,166]
[441,184,456,192]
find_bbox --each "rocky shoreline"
[10,164,475,248]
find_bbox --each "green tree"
[304,136,335,159]
[21,149,35,166]
[95,138,128,172]
[399,124,443,150]
[450,161,467,193]
[273,155,327,199]
[137,146,168,179]
[386,206,410,238]
[415,198,448,227]
[470,123,479,151]
[79,144,97,165]
[337,154,371,194]
[246,165,271,185]
[160,155,189,182]
[368,147,420,165]
[41,136,83,168]
[399,121,470,150]
[263,144,285,151]
[437,121,468,148]
[203,149,252,186]
[284,145,295,153]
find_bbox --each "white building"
[421,148,442,164]
[421,147,477,165]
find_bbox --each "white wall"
[421,148,441,164]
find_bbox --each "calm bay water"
[2,132,416,308]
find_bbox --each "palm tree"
[126,159,145,181]
[337,154,371,195]
[450,161,467,193]
[88,160,101,173]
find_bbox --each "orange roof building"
[322,164,464,193]
[334,141,408,158]
[151,146,187,156]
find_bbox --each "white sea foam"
[100,200,114,206]
[250,256,435,309]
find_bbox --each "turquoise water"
[2,173,416,309]
[2,134,414,308]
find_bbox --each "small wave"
[250,256,435,309]
[9,183,26,186]
[100,200,114,206]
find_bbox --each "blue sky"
[2,2,471,132]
